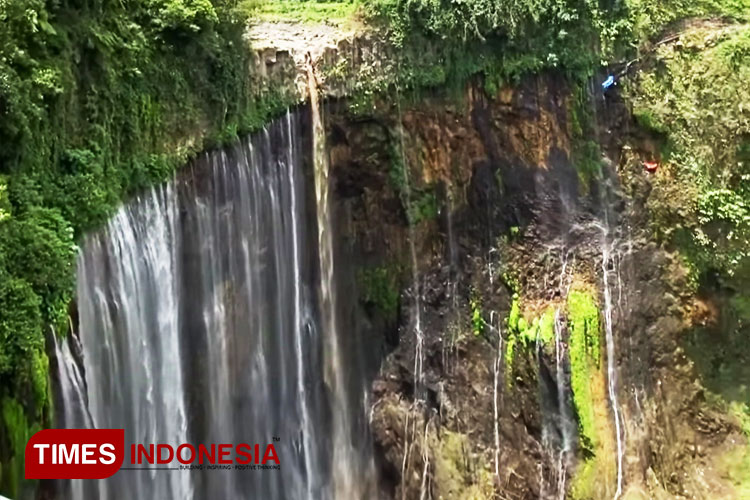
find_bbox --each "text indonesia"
[25,429,280,479]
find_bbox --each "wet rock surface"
[327,75,744,499]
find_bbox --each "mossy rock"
[567,288,601,452]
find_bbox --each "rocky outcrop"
[324,74,746,499]
[245,20,396,102]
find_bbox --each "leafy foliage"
[0,0,298,491]
[407,190,438,225]
[358,265,400,321]
[0,0,747,496]
[151,0,220,33]
[628,24,750,282]
[504,289,556,386]
[469,290,483,337]
[355,0,604,99]
[1,209,76,326]
[0,398,40,497]
[625,0,749,44]
[334,0,750,121]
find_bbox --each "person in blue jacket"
[602,75,615,92]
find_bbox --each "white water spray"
[601,222,625,500]
[491,311,503,485]
[552,308,574,500]
[587,76,626,498]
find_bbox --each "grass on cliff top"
[626,0,750,44]
[241,0,361,27]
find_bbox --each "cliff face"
[324,70,748,499]
[3,3,747,496]
[241,17,750,499]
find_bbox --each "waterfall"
[52,331,97,500]
[306,56,374,499]
[53,331,93,430]
[391,85,429,500]
[393,90,424,400]
[587,78,626,499]
[57,110,372,499]
[77,180,193,500]
[551,308,575,500]
[600,223,625,500]
[491,311,503,486]
[553,254,576,500]
[598,169,626,500]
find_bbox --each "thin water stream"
[589,79,626,499]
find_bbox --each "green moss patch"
[567,289,601,452]
[431,430,495,499]
[718,444,750,498]
[357,265,400,322]
[1,398,41,497]
[504,295,556,386]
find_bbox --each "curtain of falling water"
[306,60,375,499]
[57,110,369,499]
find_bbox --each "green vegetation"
[534,309,556,345]
[387,132,439,225]
[507,294,521,332]
[570,459,598,500]
[0,0,298,490]
[333,0,750,118]
[626,0,749,44]
[364,0,605,70]
[507,299,555,345]
[511,306,556,348]
[504,293,521,381]
[407,190,438,225]
[1,398,40,496]
[717,435,750,499]
[628,24,750,285]
[430,429,495,499]
[569,84,603,188]
[567,288,601,453]
[645,28,750,484]
[504,291,556,386]
[631,31,750,478]
[0,178,9,221]
[567,288,619,500]
[357,265,400,321]
[241,0,360,26]
[0,0,748,496]
[469,290,483,337]
[684,300,750,433]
